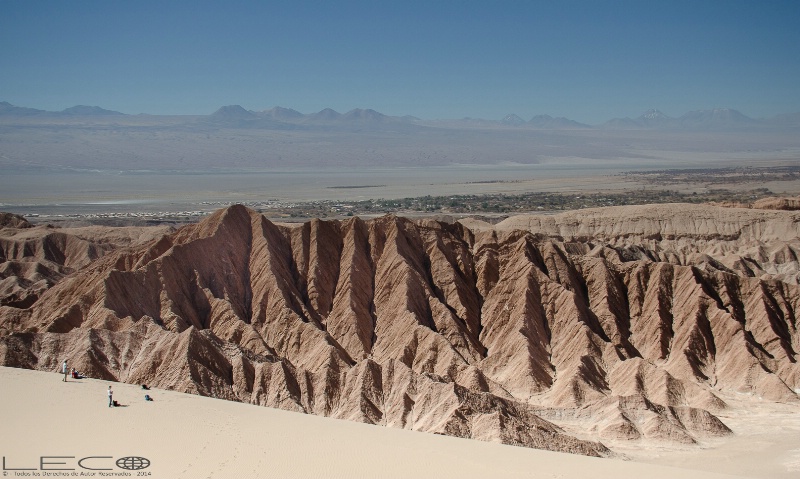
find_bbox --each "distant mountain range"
[0,101,124,117]
[599,108,769,130]
[1,101,798,130]
[528,114,590,129]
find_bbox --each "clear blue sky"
[1,0,799,123]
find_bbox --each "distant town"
[20,165,799,226]
[25,187,775,226]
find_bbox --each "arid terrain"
[2,103,800,221]
[4,2,799,476]
[2,201,800,476]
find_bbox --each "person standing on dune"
[62,360,68,382]
[108,385,113,407]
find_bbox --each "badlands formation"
[2,203,800,463]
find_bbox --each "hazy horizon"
[3,1,799,216]
[3,99,799,124]
[2,1,799,124]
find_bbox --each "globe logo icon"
[116,456,151,470]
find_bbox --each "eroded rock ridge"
[2,204,799,455]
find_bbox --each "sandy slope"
[0,366,746,479]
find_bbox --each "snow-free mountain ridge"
[2,101,797,129]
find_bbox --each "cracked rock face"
[2,204,799,455]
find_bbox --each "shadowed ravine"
[2,204,800,456]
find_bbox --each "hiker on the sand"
[62,360,68,382]
[108,386,113,407]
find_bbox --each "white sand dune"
[1,367,749,479]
